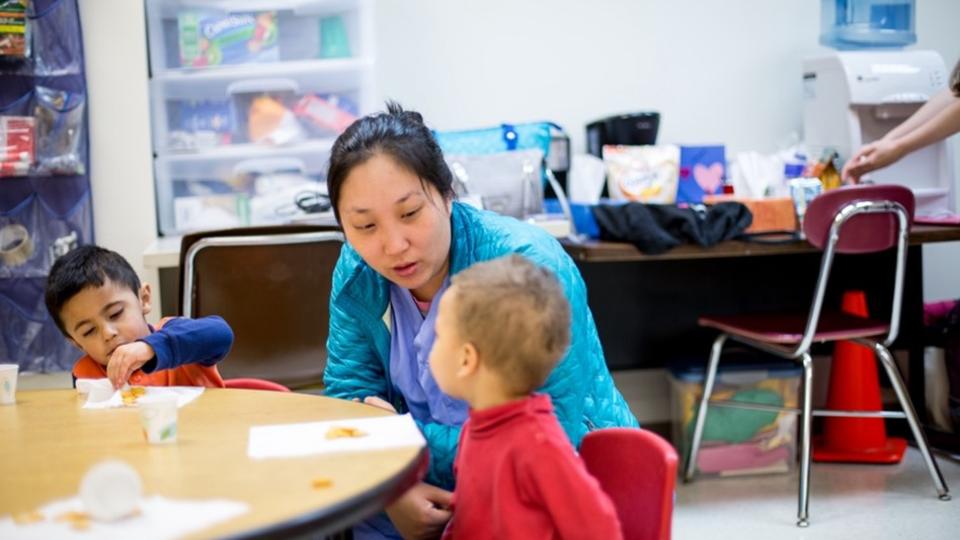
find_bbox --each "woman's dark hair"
[951,59,959,97]
[327,101,455,222]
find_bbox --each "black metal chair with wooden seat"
[179,224,343,391]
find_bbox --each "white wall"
[376,0,819,155]
[375,0,960,301]
[77,0,156,286]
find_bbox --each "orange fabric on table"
[705,195,797,233]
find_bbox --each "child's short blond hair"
[449,254,571,395]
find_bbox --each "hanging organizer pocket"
[0,276,80,372]
[0,85,87,177]
[0,0,30,75]
[0,87,35,177]
[35,174,91,265]
[0,85,34,116]
[0,192,42,278]
[28,0,83,76]
[33,85,85,175]
[0,176,91,278]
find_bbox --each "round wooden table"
[0,388,427,538]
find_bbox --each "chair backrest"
[804,184,914,254]
[179,225,343,389]
[580,428,679,540]
[224,378,291,392]
[793,184,915,353]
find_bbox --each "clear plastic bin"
[669,356,800,477]
[820,0,916,50]
[155,145,331,236]
[146,0,365,71]
[145,0,375,236]
[150,52,365,152]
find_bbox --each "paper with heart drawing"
[677,145,727,204]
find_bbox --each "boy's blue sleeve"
[139,316,234,372]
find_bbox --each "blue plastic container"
[544,198,627,240]
[820,0,916,50]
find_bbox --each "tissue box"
[704,195,796,233]
[670,356,800,477]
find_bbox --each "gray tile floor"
[675,448,960,539]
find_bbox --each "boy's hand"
[363,396,398,413]
[107,342,155,389]
[385,482,453,540]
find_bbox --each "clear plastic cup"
[0,364,19,405]
[789,177,824,239]
[80,460,142,521]
[138,395,178,444]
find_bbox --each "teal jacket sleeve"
[323,255,390,401]
[323,297,389,400]
[415,420,461,490]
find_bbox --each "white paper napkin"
[0,495,247,540]
[82,386,204,410]
[247,413,426,459]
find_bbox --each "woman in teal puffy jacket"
[324,102,637,540]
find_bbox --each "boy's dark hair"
[45,245,141,336]
[951,59,959,97]
[450,254,571,395]
[326,101,455,222]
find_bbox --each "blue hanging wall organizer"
[0,0,93,372]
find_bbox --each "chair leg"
[872,342,951,501]
[797,353,814,528]
[684,334,727,482]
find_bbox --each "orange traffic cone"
[812,290,907,463]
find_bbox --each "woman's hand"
[841,139,905,182]
[363,395,398,413]
[106,342,155,389]
[385,482,453,540]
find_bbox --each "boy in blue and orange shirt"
[45,245,232,389]
[429,254,622,539]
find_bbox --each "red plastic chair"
[580,428,678,540]
[224,378,291,392]
[684,184,950,527]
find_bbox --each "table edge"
[222,445,429,539]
